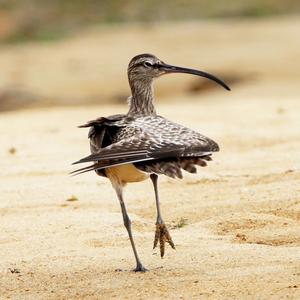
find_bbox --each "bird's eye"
[144,61,153,68]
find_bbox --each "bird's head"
[128,53,230,91]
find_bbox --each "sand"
[1,17,300,299]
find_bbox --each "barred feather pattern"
[110,115,219,152]
[135,156,212,179]
[72,113,218,178]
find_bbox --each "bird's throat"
[127,79,156,116]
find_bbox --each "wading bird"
[72,54,230,272]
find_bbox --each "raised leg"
[150,174,175,258]
[114,185,148,272]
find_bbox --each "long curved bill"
[158,62,231,91]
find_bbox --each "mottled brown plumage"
[72,54,230,272]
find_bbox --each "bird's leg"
[150,174,175,258]
[114,185,148,272]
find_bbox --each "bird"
[72,53,230,272]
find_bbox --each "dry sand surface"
[1,17,300,299]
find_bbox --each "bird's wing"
[71,129,215,175]
[79,113,127,153]
[78,114,126,129]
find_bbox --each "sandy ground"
[1,17,300,299]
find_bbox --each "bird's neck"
[127,78,156,116]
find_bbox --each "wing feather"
[72,115,219,175]
[72,133,213,175]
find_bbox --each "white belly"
[105,163,149,185]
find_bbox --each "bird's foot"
[153,223,175,258]
[133,263,148,273]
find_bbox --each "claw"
[153,223,175,258]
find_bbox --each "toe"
[134,265,148,272]
[153,223,175,257]
[153,227,160,249]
